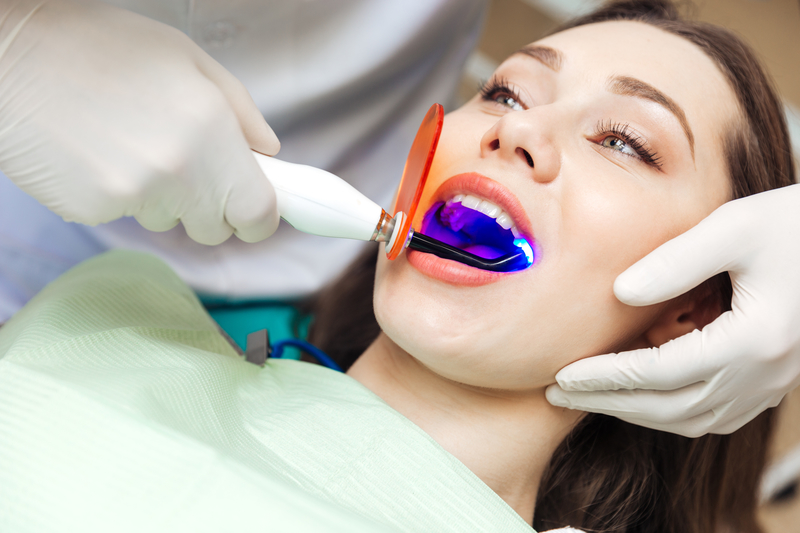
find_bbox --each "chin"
[373,276,556,391]
[373,248,621,391]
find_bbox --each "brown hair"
[302,1,796,531]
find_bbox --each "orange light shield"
[387,103,444,260]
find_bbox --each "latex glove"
[0,0,280,245]
[547,184,800,437]
[543,528,586,533]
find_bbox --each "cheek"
[417,111,495,221]
[562,175,718,275]
[433,111,486,164]
[562,185,667,269]
[544,171,717,356]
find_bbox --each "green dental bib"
[0,251,532,533]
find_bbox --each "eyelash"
[594,120,663,169]
[480,78,663,170]
[479,77,525,110]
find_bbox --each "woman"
[0,1,793,532]
[305,0,795,531]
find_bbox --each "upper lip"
[423,172,534,240]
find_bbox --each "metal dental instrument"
[252,104,531,273]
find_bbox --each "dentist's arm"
[546,184,800,438]
[0,0,280,245]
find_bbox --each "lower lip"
[406,249,507,286]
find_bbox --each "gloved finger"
[613,201,745,306]
[541,528,587,533]
[710,392,786,434]
[609,410,717,438]
[224,154,280,243]
[618,402,762,437]
[709,407,764,435]
[554,331,709,392]
[180,200,235,246]
[554,311,747,392]
[546,381,712,425]
[133,203,180,233]
[553,347,661,392]
[619,392,783,436]
[196,55,280,156]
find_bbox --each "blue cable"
[271,339,343,372]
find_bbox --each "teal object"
[0,251,534,532]
[202,298,312,360]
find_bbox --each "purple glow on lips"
[420,201,520,260]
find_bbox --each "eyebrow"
[514,46,695,160]
[608,75,695,159]
[516,44,563,72]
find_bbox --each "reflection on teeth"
[461,195,481,209]
[496,213,513,230]
[477,200,501,218]
[441,194,525,240]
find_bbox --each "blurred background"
[456,1,800,531]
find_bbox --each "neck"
[347,333,581,524]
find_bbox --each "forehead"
[537,20,728,94]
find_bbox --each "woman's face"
[374,21,738,390]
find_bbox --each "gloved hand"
[547,184,800,437]
[0,0,280,245]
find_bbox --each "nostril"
[488,139,500,151]
[516,147,534,168]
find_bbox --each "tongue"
[421,202,515,260]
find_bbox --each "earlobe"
[643,289,722,348]
[644,304,700,347]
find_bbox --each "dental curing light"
[253,154,401,245]
[252,104,533,273]
[408,233,532,272]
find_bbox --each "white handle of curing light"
[253,152,384,241]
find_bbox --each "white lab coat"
[0,0,486,321]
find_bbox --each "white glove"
[547,184,800,437]
[0,0,280,245]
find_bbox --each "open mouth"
[419,194,534,271]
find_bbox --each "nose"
[479,110,560,183]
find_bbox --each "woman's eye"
[493,94,524,111]
[479,77,526,112]
[594,121,663,169]
[601,136,636,157]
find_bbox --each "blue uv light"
[513,238,534,266]
[410,201,535,273]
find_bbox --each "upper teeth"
[445,194,521,238]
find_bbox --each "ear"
[643,286,723,348]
